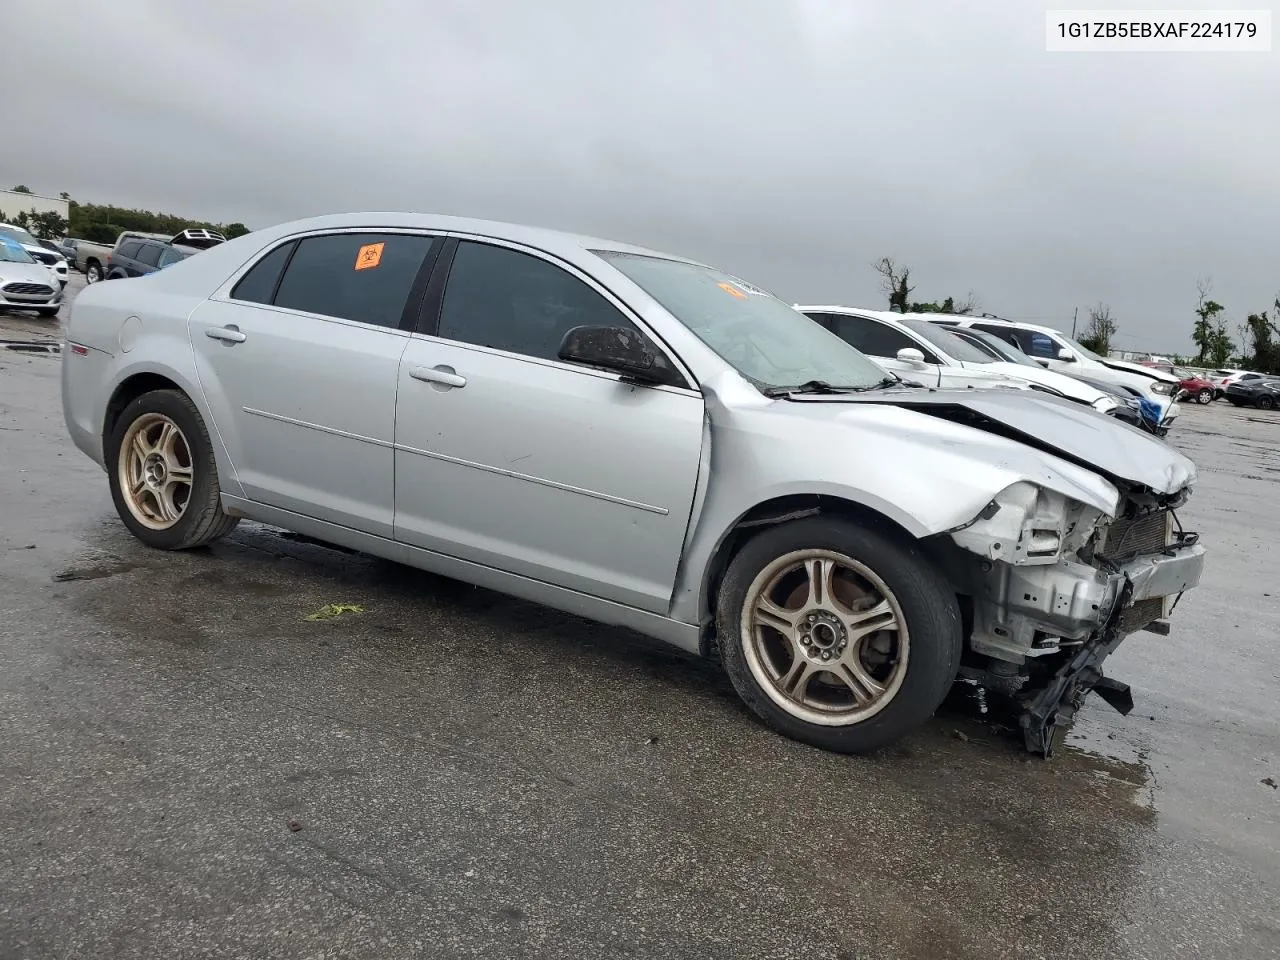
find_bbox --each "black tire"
[1258,395,1276,411]
[1196,388,1213,404]
[716,515,962,754]
[105,269,125,280]
[85,261,102,283]
[105,389,238,550]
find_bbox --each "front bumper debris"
[1017,536,1205,757]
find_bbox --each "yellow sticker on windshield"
[718,281,746,299]
[354,242,384,271]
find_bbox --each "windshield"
[962,330,1042,367]
[596,252,888,390]
[900,318,996,363]
[0,237,36,264]
[0,225,40,247]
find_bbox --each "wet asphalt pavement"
[1,284,1278,959]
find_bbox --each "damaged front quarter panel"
[947,481,1121,662]
[943,477,1206,756]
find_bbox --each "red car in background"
[1174,370,1218,404]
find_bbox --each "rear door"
[189,230,440,537]
[392,237,705,613]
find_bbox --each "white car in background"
[1209,368,1268,398]
[0,223,69,289]
[0,236,65,316]
[797,306,1114,409]
[932,316,1181,409]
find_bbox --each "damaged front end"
[940,480,1205,756]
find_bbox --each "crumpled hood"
[849,387,1196,495]
[1099,357,1179,382]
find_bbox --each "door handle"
[409,365,466,388]
[205,325,246,344]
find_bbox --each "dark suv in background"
[103,229,226,280]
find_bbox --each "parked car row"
[61,212,1208,758]
[66,228,226,284]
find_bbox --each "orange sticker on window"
[354,242,384,271]
[718,281,746,299]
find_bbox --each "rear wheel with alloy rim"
[85,262,102,283]
[106,389,238,549]
[716,516,962,753]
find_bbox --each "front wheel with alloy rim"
[1196,388,1214,404]
[1258,395,1276,410]
[85,262,102,283]
[716,516,962,754]
[106,389,239,549]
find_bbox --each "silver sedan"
[60,213,1206,756]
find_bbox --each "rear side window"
[273,233,434,328]
[117,240,142,259]
[136,244,162,267]
[230,241,295,304]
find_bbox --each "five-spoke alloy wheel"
[717,516,962,753]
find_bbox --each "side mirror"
[558,325,679,386]
[896,347,927,365]
[1057,347,1076,361]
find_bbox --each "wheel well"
[104,373,183,440]
[697,494,920,658]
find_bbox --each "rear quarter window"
[229,241,297,304]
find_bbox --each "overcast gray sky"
[8,1,1278,351]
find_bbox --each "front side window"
[136,244,163,267]
[598,252,885,391]
[1019,330,1060,359]
[437,241,641,363]
[827,315,931,361]
[273,232,434,328]
[117,240,143,260]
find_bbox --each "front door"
[393,238,705,613]
[190,230,437,537]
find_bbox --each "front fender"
[668,374,1120,626]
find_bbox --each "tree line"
[872,256,1280,374]
[3,184,250,246]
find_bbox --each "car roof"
[259,212,708,266]
[794,304,911,326]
